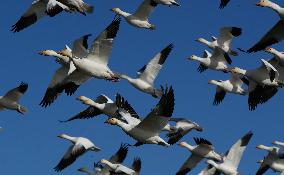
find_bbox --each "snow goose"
[265,47,284,67]
[39,46,76,107]
[0,82,28,114]
[60,94,130,122]
[219,0,230,9]
[61,18,121,82]
[167,118,203,145]
[111,0,159,30]
[196,27,242,60]
[206,131,253,175]
[176,138,223,174]
[189,49,231,73]
[106,86,175,147]
[118,44,174,98]
[78,144,128,175]
[41,18,121,107]
[257,159,284,175]
[54,134,101,172]
[248,0,284,52]
[12,0,93,32]
[256,144,284,174]
[230,59,283,110]
[208,73,247,105]
[100,157,141,175]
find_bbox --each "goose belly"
[271,161,284,172]
[128,128,152,142]
[126,16,151,28]
[131,80,152,93]
[0,99,17,110]
[208,61,227,71]
[74,60,110,78]
[218,164,237,175]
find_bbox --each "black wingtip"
[240,131,253,146]
[18,82,28,93]
[194,137,212,146]
[231,27,242,37]
[158,43,174,65]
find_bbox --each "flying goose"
[106,86,175,147]
[208,73,247,105]
[54,134,101,172]
[41,18,121,107]
[111,0,159,30]
[257,159,284,175]
[118,44,174,98]
[39,46,76,107]
[12,0,93,32]
[176,138,223,175]
[100,157,141,175]
[196,27,242,60]
[265,47,284,67]
[167,118,203,145]
[189,49,231,73]
[0,82,28,114]
[61,18,121,81]
[248,0,284,52]
[78,144,129,175]
[206,131,253,175]
[230,59,283,110]
[60,94,129,122]
[219,0,230,9]
[256,143,284,175]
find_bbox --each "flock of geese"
[2,0,284,174]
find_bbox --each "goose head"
[265,48,284,58]
[76,96,94,106]
[206,159,218,168]
[256,0,271,7]
[111,8,123,15]
[38,50,57,56]
[188,55,199,61]
[257,160,264,164]
[208,80,222,86]
[105,118,119,125]
[78,167,90,173]
[195,38,210,45]
[230,67,246,75]
[272,140,284,146]
[90,145,101,152]
[256,144,274,152]
[194,124,204,132]
[178,141,193,151]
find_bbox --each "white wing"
[138,44,173,85]
[223,131,253,168]
[87,18,121,65]
[3,83,28,102]
[133,0,157,21]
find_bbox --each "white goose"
[206,131,253,175]
[230,59,282,110]
[0,82,28,114]
[167,118,203,145]
[119,44,174,98]
[256,143,284,174]
[12,0,93,32]
[111,0,159,30]
[54,134,101,172]
[248,0,284,52]
[39,46,76,107]
[57,0,93,15]
[60,94,137,122]
[106,86,175,147]
[78,144,129,175]
[265,47,284,81]
[208,73,247,105]
[41,18,121,107]
[62,18,121,82]
[189,49,231,73]
[100,157,141,175]
[257,159,284,175]
[176,138,223,174]
[196,27,242,59]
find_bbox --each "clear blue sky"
[0,0,283,174]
